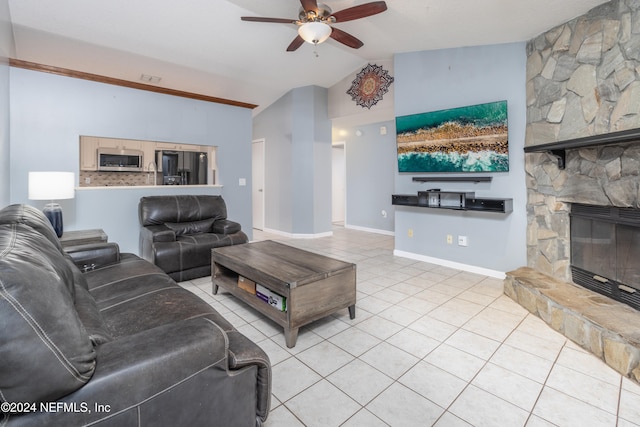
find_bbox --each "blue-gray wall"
[0,0,12,207]
[393,42,527,275]
[253,85,332,236]
[336,120,396,234]
[9,67,253,253]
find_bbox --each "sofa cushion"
[0,223,96,404]
[165,218,215,236]
[0,204,63,252]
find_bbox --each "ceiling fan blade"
[241,16,297,24]
[331,1,387,22]
[300,0,319,13]
[329,27,364,49]
[286,35,305,52]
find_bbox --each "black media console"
[392,191,513,213]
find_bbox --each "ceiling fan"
[241,1,387,51]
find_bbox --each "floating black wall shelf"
[412,176,492,183]
[392,193,513,214]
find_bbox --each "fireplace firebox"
[570,204,640,310]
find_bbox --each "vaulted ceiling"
[7,0,610,115]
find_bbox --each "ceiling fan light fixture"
[298,21,332,45]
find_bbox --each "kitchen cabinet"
[155,142,201,152]
[80,136,99,171]
[98,138,142,151]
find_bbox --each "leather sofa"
[0,204,270,426]
[139,195,248,282]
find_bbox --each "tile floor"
[179,226,640,427]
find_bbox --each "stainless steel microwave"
[97,148,144,172]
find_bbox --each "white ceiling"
[7,0,610,115]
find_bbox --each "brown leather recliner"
[139,195,248,282]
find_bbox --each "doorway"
[332,143,346,225]
[252,139,265,230]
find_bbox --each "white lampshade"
[28,172,75,200]
[298,22,332,45]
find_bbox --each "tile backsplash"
[79,171,161,187]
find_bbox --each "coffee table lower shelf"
[212,242,356,348]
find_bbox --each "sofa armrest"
[227,331,272,422]
[140,224,176,242]
[65,242,120,271]
[7,318,260,426]
[212,219,241,234]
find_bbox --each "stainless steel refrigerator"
[159,150,208,185]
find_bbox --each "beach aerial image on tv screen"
[396,100,509,173]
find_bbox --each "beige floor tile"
[545,364,620,414]
[377,304,423,326]
[296,341,354,377]
[386,328,440,358]
[434,412,473,427]
[555,346,621,386]
[449,385,529,427]
[424,343,486,382]
[286,380,360,427]
[399,361,467,408]
[619,387,640,425]
[359,342,419,379]
[354,315,404,340]
[532,387,617,427]
[327,359,394,406]
[408,314,458,342]
[263,405,305,427]
[489,344,554,384]
[366,382,444,427]
[445,329,501,360]
[328,327,381,357]
[271,357,322,402]
[472,363,543,411]
[341,409,389,427]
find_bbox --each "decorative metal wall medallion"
[346,63,394,109]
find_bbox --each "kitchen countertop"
[76,184,223,190]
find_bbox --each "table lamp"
[28,171,75,237]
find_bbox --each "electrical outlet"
[408,229,414,238]
[446,234,453,244]
[85,177,91,184]
[458,235,468,246]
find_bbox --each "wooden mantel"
[9,59,258,110]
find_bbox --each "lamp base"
[43,202,63,238]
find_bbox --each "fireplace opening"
[570,204,640,310]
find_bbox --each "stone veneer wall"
[525,0,640,280]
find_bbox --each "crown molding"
[9,58,258,110]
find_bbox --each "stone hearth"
[510,0,640,386]
[505,267,640,384]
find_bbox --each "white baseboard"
[393,250,505,279]
[261,227,333,239]
[344,223,395,236]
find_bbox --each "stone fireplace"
[506,0,640,384]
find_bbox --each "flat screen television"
[396,100,509,173]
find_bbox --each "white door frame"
[252,139,265,230]
[332,141,346,225]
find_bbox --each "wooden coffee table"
[212,240,356,347]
